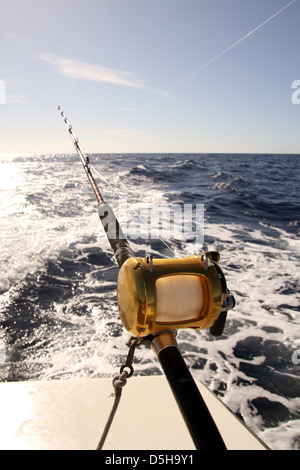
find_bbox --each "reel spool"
[117,251,235,338]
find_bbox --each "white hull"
[0,375,268,450]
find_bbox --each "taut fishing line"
[90,163,176,255]
[165,0,296,94]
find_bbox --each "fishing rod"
[58,106,133,268]
[58,106,235,450]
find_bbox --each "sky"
[0,0,299,154]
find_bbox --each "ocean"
[0,152,299,450]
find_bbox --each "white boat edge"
[0,375,269,450]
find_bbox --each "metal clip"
[201,253,208,271]
[146,254,153,273]
[119,338,139,378]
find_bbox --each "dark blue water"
[0,153,299,449]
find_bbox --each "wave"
[0,153,299,450]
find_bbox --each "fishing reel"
[117,251,235,338]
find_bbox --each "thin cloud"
[1,31,28,44]
[105,129,151,139]
[7,94,29,104]
[37,53,170,96]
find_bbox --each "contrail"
[168,0,296,93]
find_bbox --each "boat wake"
[0,153,299,450]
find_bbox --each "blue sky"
[0,0,299,154]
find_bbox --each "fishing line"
[165,0,296,93]
[90,164,176,256]
[58,106,175,256]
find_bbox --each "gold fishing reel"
[117,251,235,338]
